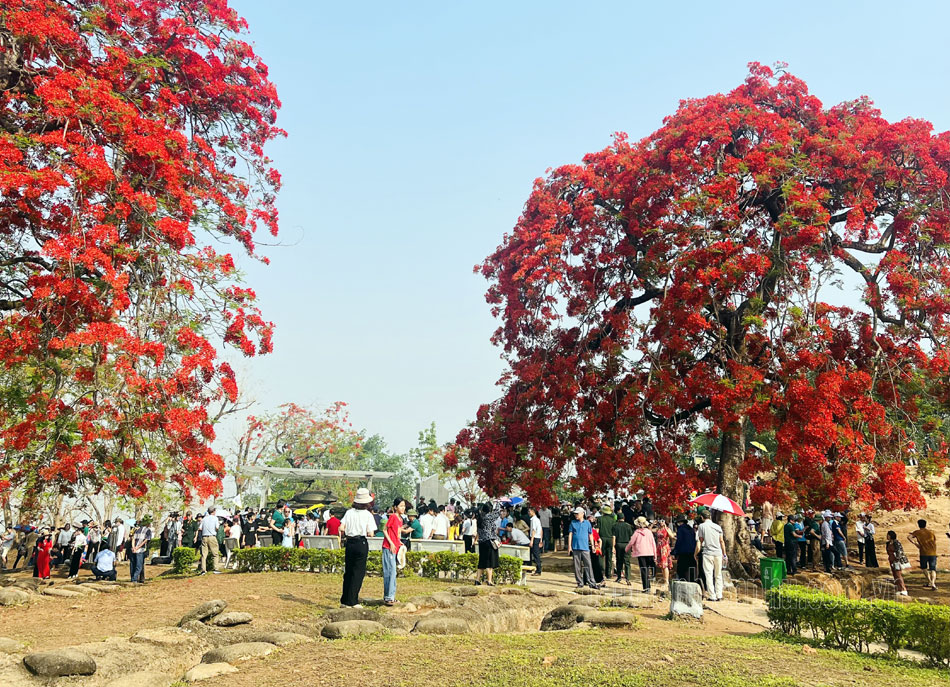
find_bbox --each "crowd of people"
[0,516,154,582]
[1,490,946,606]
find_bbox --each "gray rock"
[42,587,82,598]
[376,614,410,631]
[568,596,603,607]
[23,648,97,676]
[540,605,581,631]
[321,620,386,639]
[179,599,228,626]
[84,583,122,593]
[210,611,253,627]
[0,588,30,606]
[429,591,464,608]
[184,662,238,681]
[412,616,470,635]
[12,578,41,590]
[450,586,478,597]
[406,595,436,607]
[200,642,275,664]
[574,586,601,595]
[669,580,703,619]
[58,584,98,595]
[323,606,380,623]
[251,631,313,646]
[530,589,558,598]
[576,609,639,628]
[0,636,25,653]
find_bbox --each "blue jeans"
[130,551,146,582]
[382,548,397,602]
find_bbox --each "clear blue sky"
[221,0,950,457]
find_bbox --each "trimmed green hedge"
[231,547,524,585]
[766,584,950,667]
[171,546,199,574]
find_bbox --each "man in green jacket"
[613,515,634,584]
[598,506,617,584]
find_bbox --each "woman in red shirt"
[382,498,407,606]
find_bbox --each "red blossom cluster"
[459,64,950,515]
[0,0,281,507]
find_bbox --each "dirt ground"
[0,568,947,687]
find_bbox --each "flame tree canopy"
[0,0,282,508]
[456,64,950,527]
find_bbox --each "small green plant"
[171,546,199,574]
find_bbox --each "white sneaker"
[352,604,363,608]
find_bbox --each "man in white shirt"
[198,506,220,574]
[696,512,726,601]
[529,507,544,575]
[506,523,530,546]
[419,507,435,540]
[432,506,450,540]
[93,546,117,580]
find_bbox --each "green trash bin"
[760,557,787,590]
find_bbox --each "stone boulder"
[412,615,470,635]
[323,606,380,623]
[377,614,410,632]
[428,591,464,608]
[530,589,558,598]
[12,578,42,591]
[23,648,97,677]
[184,662,239,682]
[210,611,253,627]
[450,586,479,597]
[84,583,122,593]
[576,609,639,628]
[0,636,25,653]
[573,586,601,595]
[568,596,602,608]
[131,627,196,647]
[58,584,98,595]
[179,599,228,626]
[0,587,30,606]
[251,631,313,646]
[669,580,703,619]
[540,605,581,631]
[42,587,82,598]
[321,620,386,639]
[201,642,275,664]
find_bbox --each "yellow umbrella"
[293,503,324,515]
[749,441,768,453]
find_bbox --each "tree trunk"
[716,416,760,577]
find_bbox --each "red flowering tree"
[456,64,950,566]
[0,0,281,510]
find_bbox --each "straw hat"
[354,488,373,505]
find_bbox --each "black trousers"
[774,540,784,558]
[676,552,698,583]
[69,548,83,577]
[784,541,798,574]
[591,553,603,583]
[864,537,879,568]
[857,540,865,565]
[530,540,542,573]
[341,537,368,607]
[463,535,475,554]
[93,568,117,581]
[638,555,655,591]
[798,541,807,567]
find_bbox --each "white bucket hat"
[354,488,373,504]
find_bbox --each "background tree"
[232,403,414,507]
[0,0,282,512]
[455,64,950,569]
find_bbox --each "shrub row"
[766,584,950,667]
[230,546,524,585]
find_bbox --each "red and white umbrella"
[688,493,745,517]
